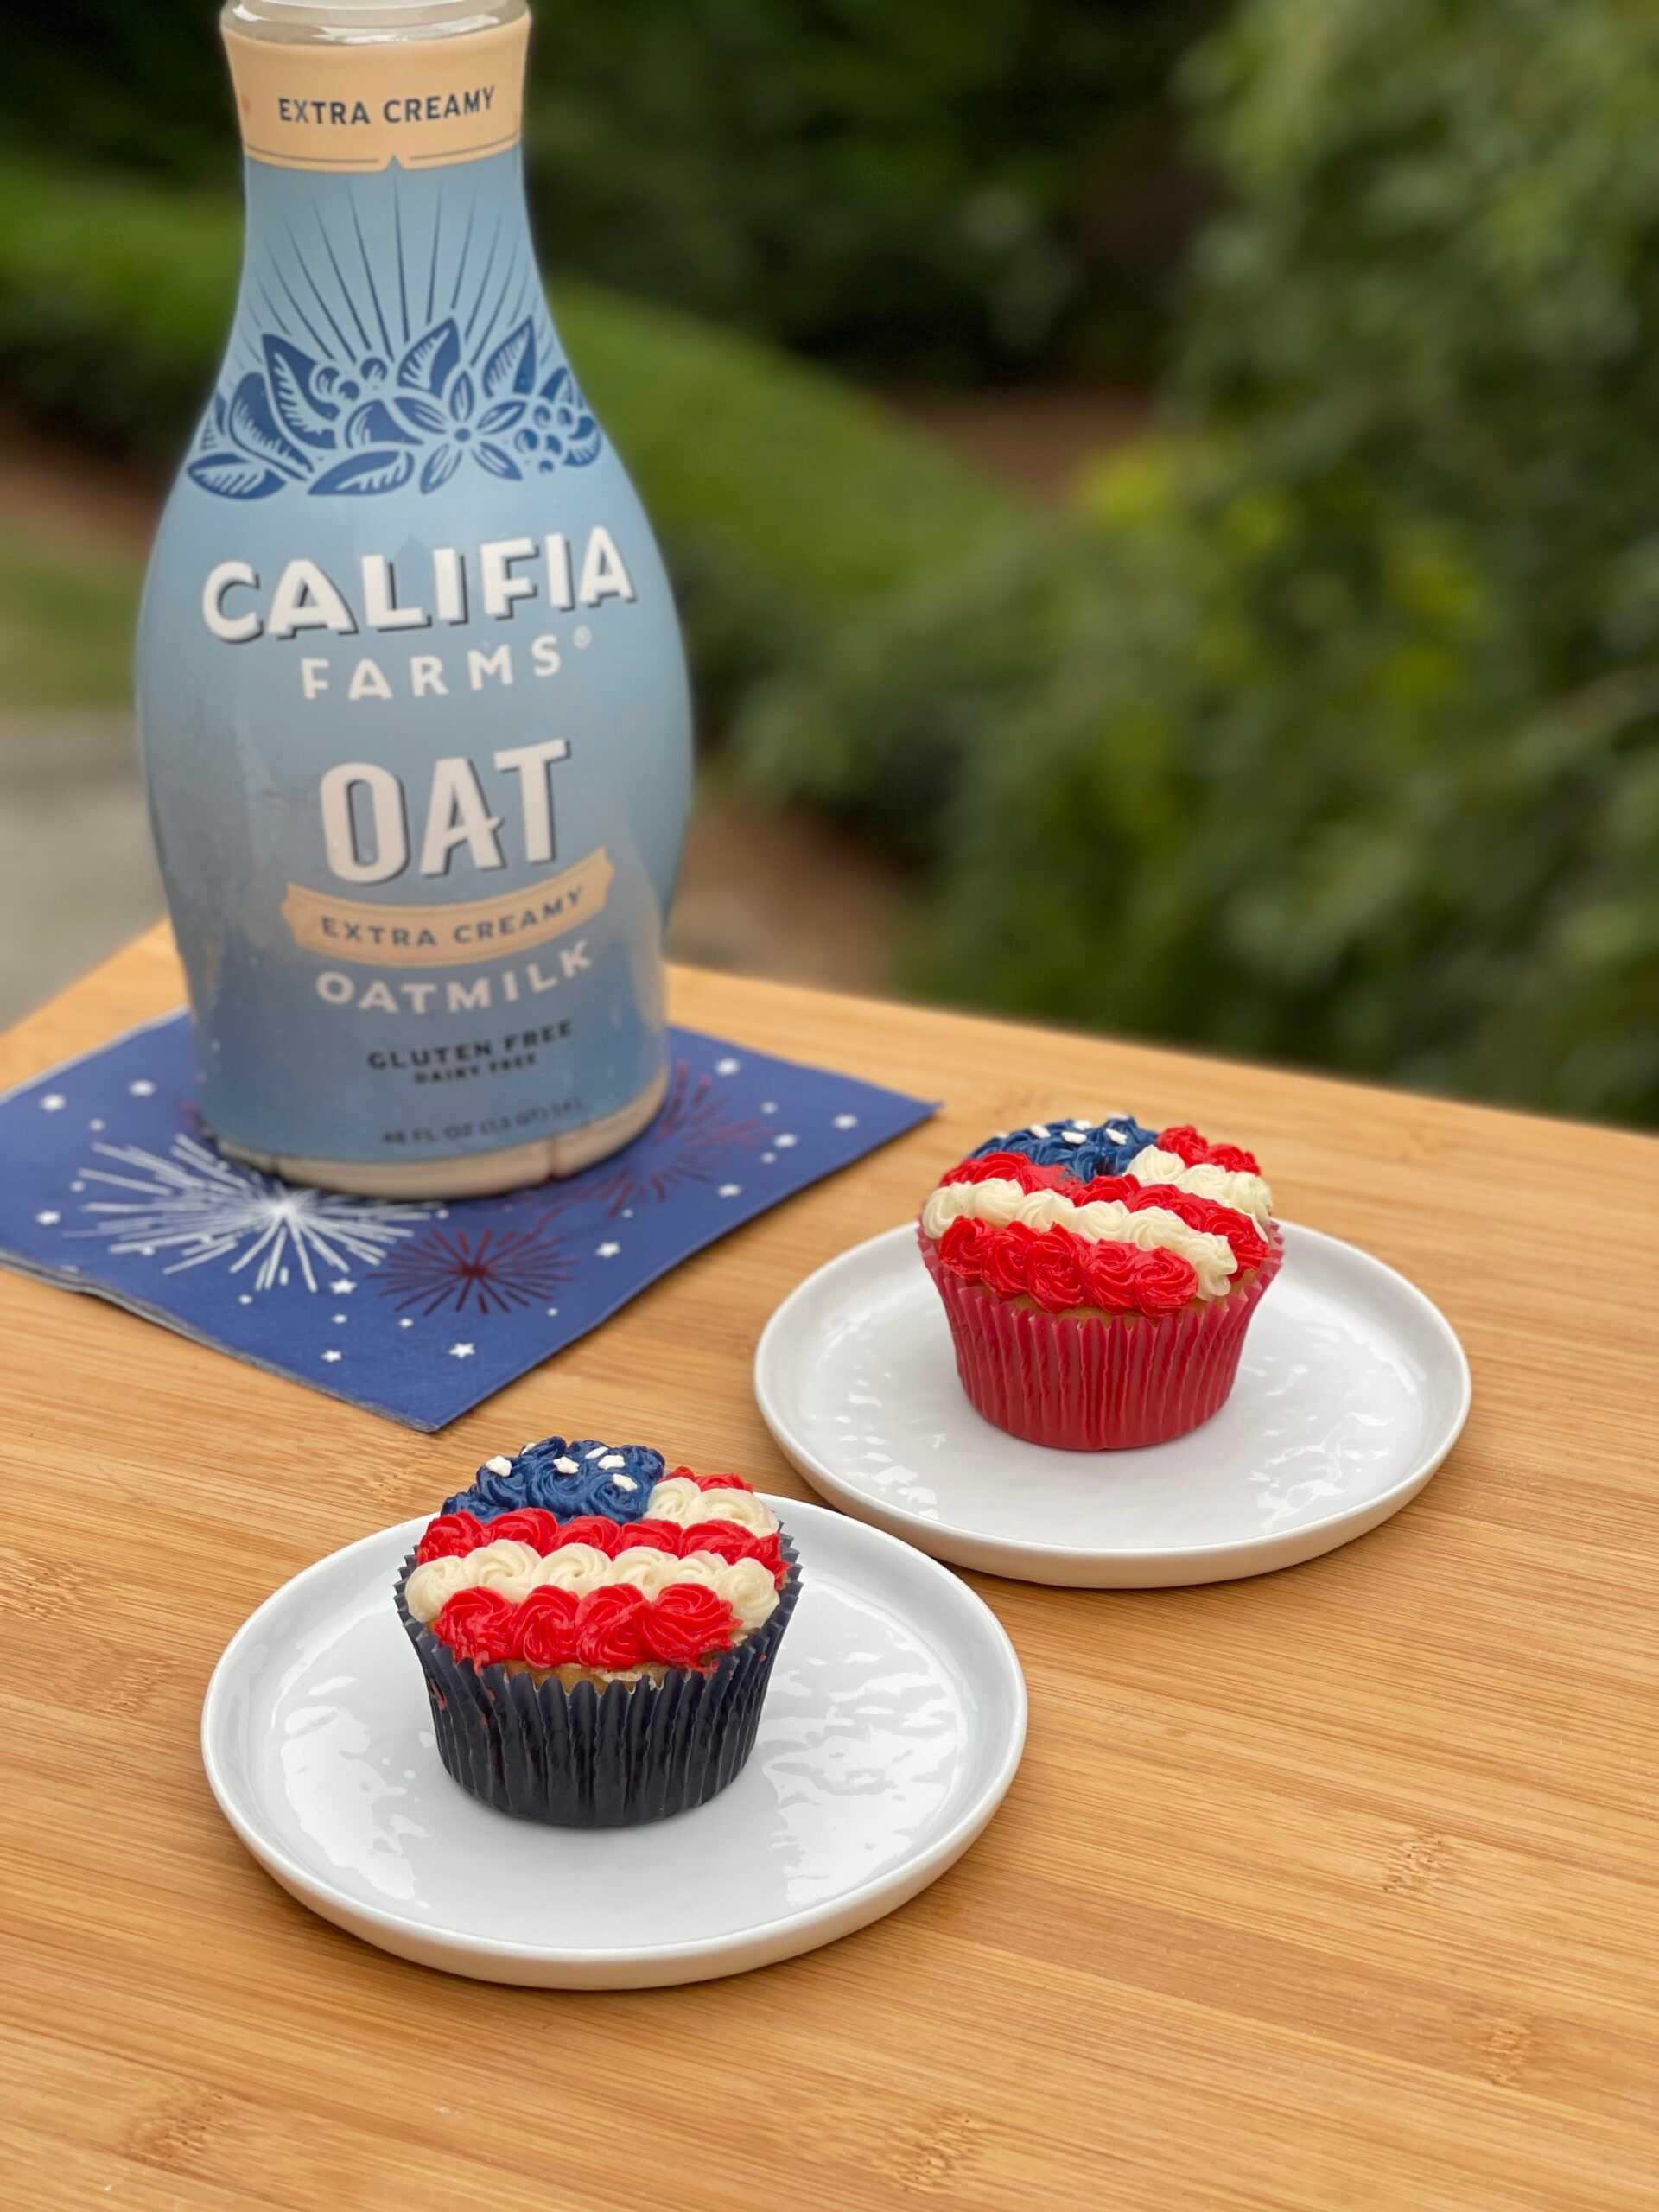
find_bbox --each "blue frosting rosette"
[442,1435,667,1524]
[969,1112,1162,1184]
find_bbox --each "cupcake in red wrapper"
[918,1113,1282,1450]
[396,1435,800,1826]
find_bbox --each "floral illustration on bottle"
[191,316,600,500]
[186,181,603,501]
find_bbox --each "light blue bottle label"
[137,28,691,1167]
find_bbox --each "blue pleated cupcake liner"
[395,1532,802,1827]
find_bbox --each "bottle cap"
[235,2,503,16]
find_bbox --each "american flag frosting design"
[919,1114,1278,1319]
[398,1436,792,1675]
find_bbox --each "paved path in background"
[0,713,163,1029]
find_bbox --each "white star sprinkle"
[35,1210,60,1225]
[715,1057,741,1076]
[39,1094,66,1113]
[544,1306,559,1318]
[89,1119,105,1132]
[775,1133,798,1148]
[554,1456,579,1473]
[615,1476,638,1492]
[398,1318,413,1329]
[238,1294,253,1306]
[331,1278,355,1294]
[599,1453,626,1469]
[321,1349,343,1363]
[719,1183,741,1198]
[761,1152,776,1164]
[333,1313,347,1325]
[833,1113,858,1129]
[484,1455,512,1476]
[761,1102,778,1115]
[448,1343,475,1360]
[129,1080,156,1097]
[596,1241,620,1258]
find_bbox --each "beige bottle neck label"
[224,20,529,173]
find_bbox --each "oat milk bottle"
[137,0,692,1195]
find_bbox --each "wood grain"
[2,925,1656,2212]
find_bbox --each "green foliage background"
[0,0,1213,381]
[2,0,1655,1124]
[738,0,1659,1122]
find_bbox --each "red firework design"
[375,1219,574,1317]
[546,1061,764,1217]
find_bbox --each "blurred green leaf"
[0,537,137,712]
[727,0,1659,1124]
[0,0,1218,381]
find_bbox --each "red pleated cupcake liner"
[920,1227,1282,1452]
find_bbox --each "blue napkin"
[0,1009,934,1428]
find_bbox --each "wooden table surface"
[3,926,1656,2212]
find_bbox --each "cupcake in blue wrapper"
[398,1434,801,1827]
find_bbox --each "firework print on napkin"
[0,1010,934,1429]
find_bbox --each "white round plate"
[756,1223,1471,1588]
[201,1497,1026,1987]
